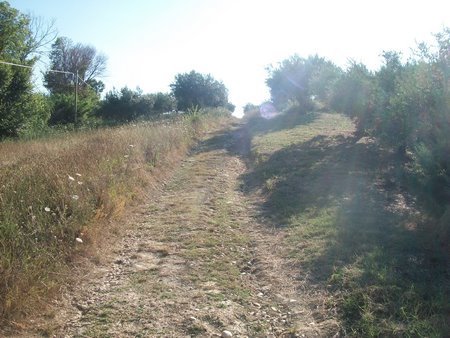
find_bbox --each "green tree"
[43,37,106,124]
[170,70,230,111]
[97,87,166,123]
[44,37,107,95]
[48,91,99,125]
[0,1,35,136]
[151,92,176,114]
[266,55,340,111]
[329,61,375,133]
[243,103,257,112]
[17,93,52,138]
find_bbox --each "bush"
[329,62,375,134]
[97,87,174,123]
[48,88,100,126]
[266,54,341,111]
[170,70,231,111]
[17,94,52,139]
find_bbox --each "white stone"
[221,330,233,338]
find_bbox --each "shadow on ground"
[239,117,449,335]
[245,110,318,136]
[192,122,251,159]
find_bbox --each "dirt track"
[20,125,338,337]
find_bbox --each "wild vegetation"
[0,110,231,324]
[244,111,448,336]
[251,28,449,337]
[1,0,449,335]
[265,27,450,217]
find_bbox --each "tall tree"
[0,1,51,136]
[44,37,107,94]
[170,70,229,111]
[43,37,107,124]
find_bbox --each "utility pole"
[75,70,78,125]
[1,60,97,128]
[0,60,78,123]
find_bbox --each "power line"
[1,59,98,125]
[0,60,74,75]
[0,60,33,70]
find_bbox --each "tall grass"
[0,113,228,323]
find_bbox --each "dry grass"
[0,113,229,324]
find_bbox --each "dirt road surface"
[19,124,338,337]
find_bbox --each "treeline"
[0,1,233,139]
[264,28,450,214]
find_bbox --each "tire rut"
[25,126,332,337]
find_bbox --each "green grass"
[243,109,449,337]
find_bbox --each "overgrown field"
[243,110,449,337]
[0,112,229,324]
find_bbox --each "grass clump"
[0,112,230,324]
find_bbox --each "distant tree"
[170,70,229,111]
[44,37,107,95]
[266,54,340,111]
[0,1,54,137]
[97,87,169,122]
[329,61,375,133]
[226,102,236,112]
[86,78,105,95]
[43,37,106,124]
[243,103,259,113]
[308,59,342,103]
[48,91,99,125]
[151,92,176,114]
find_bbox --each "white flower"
[75,237,83,243]
[68,175,75,181]
[72,195,79,200]
[44,207,51,212]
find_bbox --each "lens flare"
[259,102,279,119]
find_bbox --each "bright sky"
[9,0,450,115]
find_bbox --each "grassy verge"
[243,110,449,337]
[0,111,230,324]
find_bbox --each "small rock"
[221,330,232,338]
[74,303,88,313]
